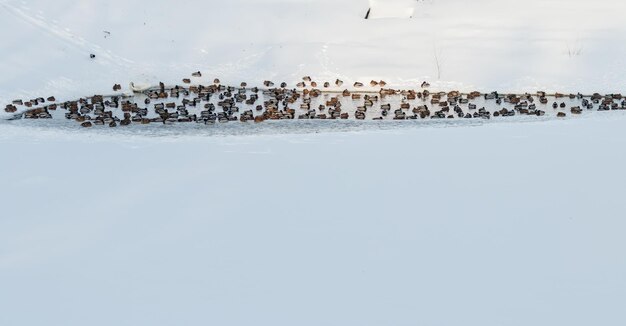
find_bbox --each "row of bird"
[5,75,626,128]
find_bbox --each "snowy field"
[2,0,626,325]
[1,0,626,104]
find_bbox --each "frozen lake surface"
[2,114,626,326]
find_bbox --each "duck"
[9,76,606,126]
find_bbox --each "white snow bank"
[368,0,416,19]
[1,0,626,105]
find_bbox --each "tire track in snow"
[0,0,135,69]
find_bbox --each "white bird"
[129,82,151,93]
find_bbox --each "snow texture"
[1,1,626,325]
[1,0,626,105]
[368,0,416,19]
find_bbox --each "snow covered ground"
[1,0,626,106]
[2,0,626,325]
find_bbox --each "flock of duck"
[4,73,626,128]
